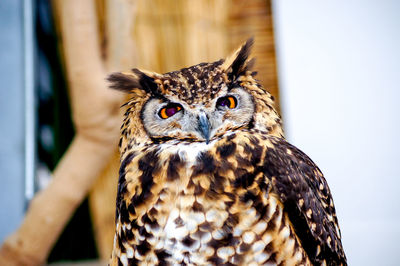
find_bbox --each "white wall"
[272,1,400,265]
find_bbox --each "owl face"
[109,38,283,146]
[141,84,255,143]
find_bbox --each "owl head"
[109,38,283,150]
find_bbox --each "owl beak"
[198,112,211,144]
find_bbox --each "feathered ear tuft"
[108,68,159,95]
[222,37,255,80]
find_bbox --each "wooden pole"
[0,1,125,264]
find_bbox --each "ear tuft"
[108,72,140,93]
[108,69,159,94]
[222,37,255,80]
[131,69,159,93]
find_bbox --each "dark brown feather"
[229,37,254,79]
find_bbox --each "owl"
[108,38,347,265]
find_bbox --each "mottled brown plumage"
[109,38,347,265]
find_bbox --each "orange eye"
[159,103,182,119]
[216,96,237,109]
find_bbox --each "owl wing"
[257,134,347,265]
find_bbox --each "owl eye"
[159,103,183,119]
[216,96,237,109]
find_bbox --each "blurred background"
[0,0,399,265]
